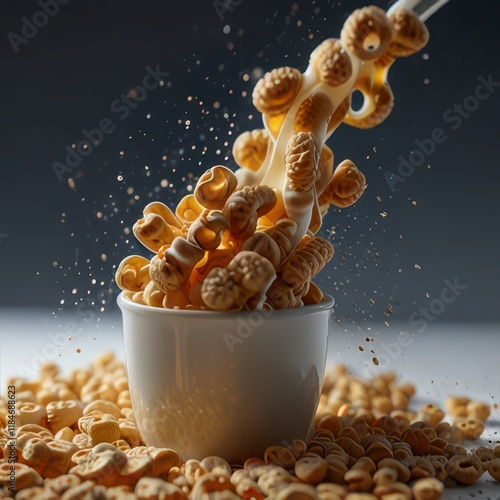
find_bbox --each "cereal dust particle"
[372,357,379,366]
[76,348,81,353]
[358,346,364,351]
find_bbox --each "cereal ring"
[340,6,393,61]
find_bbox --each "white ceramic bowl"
[118,291,334,464]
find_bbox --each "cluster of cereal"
[115,5,430,311]
[1,356,499,498]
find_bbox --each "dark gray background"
[1,0,499,326]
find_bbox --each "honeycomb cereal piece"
[186,210,230,251]
[387,8,429,58]
[194,165,238,210]
[340,5,393,61]
[115,255,151,293]
[321,159,366,208]
[223,185,277,241]
[261,219,297,266]
[149,237,205,293]
[232,129,269,172]
[252,66,303,116]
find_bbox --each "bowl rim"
[117,290,334,319]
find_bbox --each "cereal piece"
[277,483,318,500]
[44,474,82,496]
[257,466,295,496]
[489,459,500,481]
[471,446,496,472]
[340,5,393,61]
[46,400,82,435]
[117,390,132,409]
[241,231,281,269]
[83,400,121,420]
[201,251,276,311]
[310,38,352,87]
[376,459,411,484]
[54,427,76,442]
[409,456,435,480]
[175,194,205,226]
[115,255,151,292]
[317,483,347,500]
[223,185,277,240]
[15,402,47,428]
[0,462,43,491]
[194,165,238,210]
[285,131,321,192]
[186,210,230,251]
[200,456,232,478]
[232,129,269,172]
[417,403,445,428]
[149,237,205,293]
[78,412,121,445]
[344,469,373,492]
[387,8,429,58]
[401,428,430,456]
[445,454,483,485]
[133,202,184,252]
[15,486,58,500]
[295,455,328,484]
[445,396,470,419]
[119,420,142,448]
[252,66,303,116]
[321,159,365,208]
[264,446,297,470]
[261,219,297,265]
[455,418,485,439]
[135,477,187,499]
[466,400,491,421]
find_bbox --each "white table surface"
[1,309,499,498]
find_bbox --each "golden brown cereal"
[201,250,276,311]
[455,418,485,439]
[277,482,318,499]
[471,446,496,472]
[194,166,238,211]
[466,400,491,421]
[340,5,393,60]
[46,401,82,435]
[232,129,269,172]
[321,159,366,208]
[295,455,328,484]
[135,477,187,499]
[387,8,429,58]
[285,131,321,192]
[15,402,47,428]
[489,459,500,481]
[445,454,484,485]
[310,38,352,87]
[252,66,303,116]
[115,255,151,293]
[344,469,372,492]
[175,194,205,226]
[78,412,121,445]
